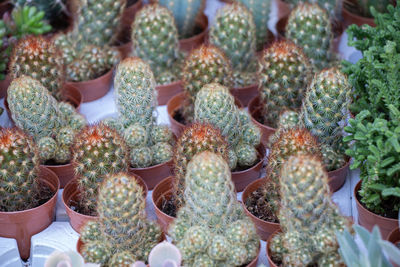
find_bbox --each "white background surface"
[0,0,363,266]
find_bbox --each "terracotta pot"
[0,73,11,99]
[355,180,399,238]
[167,92,244,137]
[266,229,281,267]
[156,81,184,106]
[117,42,132,60]
[248,96,277,147]
[179,13,208,52]
[275,0,292,21]
[327,160,350,192]
[129,160,173,190]
[118,0,143,43]
[241,178,281,241]
[66,68,113,103]
[342,5,375,28]
[63,174,148,233]
[42,162,74,189]
[152,176,175,233]
[230,84,259,107]
[232,144,265,192]
[387,227,400,244]
[0,166,59,260]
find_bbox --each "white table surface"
[0,0,363,266]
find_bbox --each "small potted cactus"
[76,172,163,266]
[102,57,175,189]
[266,153,352,266]
[6,75,86,188]
[168,151,260,266]
[277,0,342,19]
[342,0,395,27]
[0,128,60,261]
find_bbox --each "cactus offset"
[72,124,129,215]
[286,3,334,70]
[0,128,40,212]
[182,44,233,122]
[270,154,350,266]
[258,41,312,128]
[169,151,259,267]
[268,110,300,147]
[80,173,162,264]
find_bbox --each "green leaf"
[382,187,400,198]
[368,184,388,192]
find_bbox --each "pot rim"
[232,143,265,175]
[152,176,176,221]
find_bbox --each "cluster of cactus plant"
[283,0,341,17]
[7,76,86,164]
[72,124,129,215]
[131,4,184,85]
[286,3,335,70]
[270,153,351,266]
[169,151,259,267]
[80,172,162,265]
[194,83,261,169]
[0,128,40,212]
[10,35,65,100]
[209,3,257,87]
[258,40,312,128]
[104,57,174,168]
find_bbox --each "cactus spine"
[169,151,259,267]
[270,154,350,266]
[81,173,162,264]
[258,41,312,128]
[72,124,129,215]
[286,3,334,70]
[0,128,40,212]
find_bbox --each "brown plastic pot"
[179,13,208,52]
[0,73,11,99]
[275,0,292,21]
[327,160,350,192]
[42,162,74,189]
[266,229,281,267]
[355,180,399,238]
[117,0,143,44]
[0,166,59,260]
[66,68,113,103]
[167,92,244,137]
[241,178,281,241]
[342,6,375,28]
[152,176,175,233]
[232,144,265,192]
[230,84,259,107]
[387,227,400,244]
[129,160,173,190]
[63,174,148,233]
[156,81,184,106]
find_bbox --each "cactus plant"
[0,128,40,212]
[286,3,334,70]
[283,0,341,17]
[169,151,260,267]
[209,3,257,87]
[156,0,205,38]
[258,40,312,128]
[131,4,182,85]
[72,124,129,215]
[80,172,162,265]
[270,153,351,266]
[10,35,65,100]
[181,44,233,123]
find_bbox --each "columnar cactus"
[209,3,257,87]
[182,44,233,122]
[270,153,350,266]
[156,0,206,38]
[169,151,260,267]
[10,36,65,100]
[80,173,162,265]
[72,124,129,215]
[258,40,312,128]
[0,128,40,212]
[286,3,334,70]
[131,4,182,84]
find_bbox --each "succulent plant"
[169,151,260,267]
[286,3,334,70]
[72,124,129,215]
[12,0,69,23]
[270,153,351,266]
[44,250,98,267]
[283,0,341,17]
[10,35,65,100]
[148,241,182,267]
[0,128,40,212]
[131,4,182,85]
[80,172,162,265]
[181,44,233,123]
[258,40,312,128]
[209,3,257,87]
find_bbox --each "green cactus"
[267,110,300,147]
[130,147,153,168]
[258,40,312,128]
[0,128,40,212]
[37,137,58,161]
[156,0,205,38]
[169,151,259,267]
[209,3,257,87]
[235,143,258,167]
[151,125,174,143]
[286,3,334,70]
[72,124,129,215]
[151,142,173,165]
[283,0,341,17]
[81,172,162,264]
[270,153,350,266]
[181,44,233,123]
[123,124,148,147]
[131,4,182,84]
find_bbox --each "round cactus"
[123,124,148,148]
[130,147,153,168]
[38,137,57,161]
[235,143,258,167]
[151,125,173,144]
[151,142,173,165]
